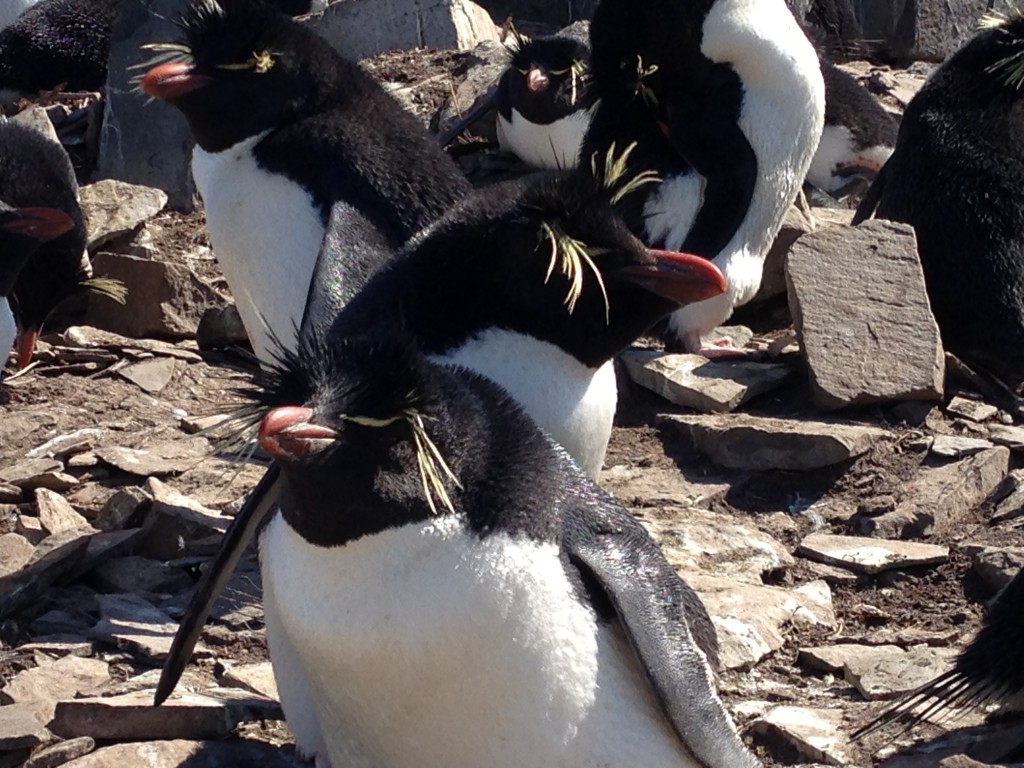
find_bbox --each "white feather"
[261,512,701,768]
[806,124,892,193]
[496,103,598,170]
[0,298,15,368]
[192,133,325,367]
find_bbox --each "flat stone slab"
[600,465,730,510]
[89,594,181,661]
[661,413,888,470]
[57,739,305,767]
[963,545,1024,592]
[620,349,790,413]
[797,533,949,574]
[35,488,93,536]
[93,438,211,478]
[0,703,51,749]
[750,705,852,766]
[115,358,179,395]
[0,655,111,723]
[220,662,279,702]
[799,643,904,674]
[50,690,283,741]
[24,736,96,768]
[988,424,1024,451]
[79,179,168,250]
[0,531,92,619]
[845,645,958,700]
[946,397,998,423]
[787,219,944,409]
[929,435,994,459]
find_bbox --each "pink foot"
[697,337,752,359]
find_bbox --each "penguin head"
[0,201,74,296]
[956,11,1024,98]
[139,0,338,151]
[500,35,593,123]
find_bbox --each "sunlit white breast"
[0,298,15,368]
[192,132,326,366]
[806,124,892,193]
[496,103,598,171]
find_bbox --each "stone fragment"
[29,609,91,638]
[798,643,903,674]
[35,489,92,536]
[92,557,193,596]
[79,180,168,250]
[50,690,281,741]
[56,739,304,767]
[620,350,790,413]
[600,465,730,510]
[94,486,151,532]
[929,435,994,459]
[0,656,111,723]
[964,545,1024,592]
[12,106,60,145]
[86,252,223,339]
[858,448,1010,538]
[787,220,944,409]
[0,533,35,576]
[750,705,851,766]
[797,533,948,574]
[845,645,957,700]
[71,530,146,581]
[0,459,63,489]
[661,413,888,471]
[89,594,181,661]
[946,397,998,423]
[220,662,279,702]
[98,0,195,210]
[58,327,204,363]
[179,414,232,436]
[26,430,105,461]
[195,305,249,350]
[0,704,50,749]
[308,0,497,62]
[23,736,96,768]
[752,202,816,303]
[115,358,179,395]
[139,478,228,560]
[16,515,45,545]
[436,40,507,143]
[94,438,210,478]
[0,484,20,503]
[988,424,1024,451]
[687,575,835,670]
[0,531,92,618]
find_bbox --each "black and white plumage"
[854,11,1024,388]
[250,319,760,768]
[0,0,119,94]
[854,566,1024,739]
[141,0,469,366]
[495,33,598,170]
[0,119,92,368]
[0,202,74,372]
[806,58,897,197]
[582,0,824,354]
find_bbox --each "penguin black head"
[0,202,74,297]
[498,35,593,125]
[139,0,348,152]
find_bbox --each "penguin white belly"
[192,134,325,367]
[0,298,15,366]
[496,104,596,170]
[262,513,698,768]
[430,328,615,479]
[0,0,38,31]
[807,125,892,193]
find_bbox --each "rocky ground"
[0,38,1022,768]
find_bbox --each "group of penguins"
[2,0,1024,765]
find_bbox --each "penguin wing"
[562,497,760,768]
[851,160,888,224]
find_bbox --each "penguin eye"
[217,49,278,74]
[339,414,403,428]
[514,67,530,75]
[549,67,571,76]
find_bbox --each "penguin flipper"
[563,497,760,768]
[851,160,888,224]
[155,466,281,705]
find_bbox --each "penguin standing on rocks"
[0,202,74,373]
[495,33,598,170]
[806,59,897,197]
[250,315,760,768]
[156,163,729,767]
[0,120,112,368]
[0,0,120,94]
[854,11,1024,389]
[141,0,470,366]
[854,566,1024,740]
[582,0,824,354]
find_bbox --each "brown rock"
[0,655,110,723]
[94,438,210,478]
[797,533,948,574]
[94,486,151,532]
[23,736,96,768]
[0,533,35,576]
[947,396,998,423]
[0,531,91,618]
[787,219,944,409]
[92,556,193,596]
[56,739,304,767]
[752,202,816,303]
[0,459,63,490]
[88,594,180,661]
[16,515,46,545]
[114,358,179,395]
[35,489,93,536]
[845,645,957,700]
[79,180,168,251]
[749,705,851,766]
[195,305,250,351]
[0,703,51,749]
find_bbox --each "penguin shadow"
[860,713,1024,767]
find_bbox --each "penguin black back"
[0,0,120,93]
[854,12,1024,386]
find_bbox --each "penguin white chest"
[497,104,596,170]
[192,134,325,366]
[0,298,15,366]
[261,513,696,768]
[430,328,616,479]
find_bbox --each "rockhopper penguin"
[582,0,825,354]
[854,10,1024,390]
[140,0,470,366]
[252,317,761,768]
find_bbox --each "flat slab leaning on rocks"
[797,533,949,574]
[786,220,944,410]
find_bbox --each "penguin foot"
[697,338,754,359]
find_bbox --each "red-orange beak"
[3,208,74,241]
[526,68,550,93]
[16,326,38,370]
[259,406,337,461]
[617,249,727,304]
[141,61,212,100]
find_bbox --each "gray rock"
[195,305,249,351]
[88,593,181,661]
[0,533,35,576]
[851,0,1008,60]
[0,655,111,724]
[435,40,508,143]
[56,739,305,767]
[787,220,944,409]
[220,662,279,702]
[35,489,93,536]
[138,478,228,561]
[50,690,281,741]
[94,438,210,478]
[661,413,888,471]
[115,358,179,395]
[0,531,91,619]
[11,106,60,145]
[85,253,223,340]
[16,516,45,546]
[600,465,730,510]
[858,447,1010,538]
[752,202,816,304]
[0,484,21,503]
[929,435,994,459]
[93,557,193,596]
[23,736,96,768]
[845,644,958,700]
[620,350,790,413]
[94,487,151,532]
[964,545,1024,592]
[79,180,168,251]
[988,424,1024,452]
[0,459,63,490]
[946,396,999,423]
[307,0,498,62]
[57,327,204,363]
[0,703,51,750]
[25,430,105,461]
[797,533,948,574]
[749,705,851,766]
[798,642,903,674]
[97,0,196,210]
